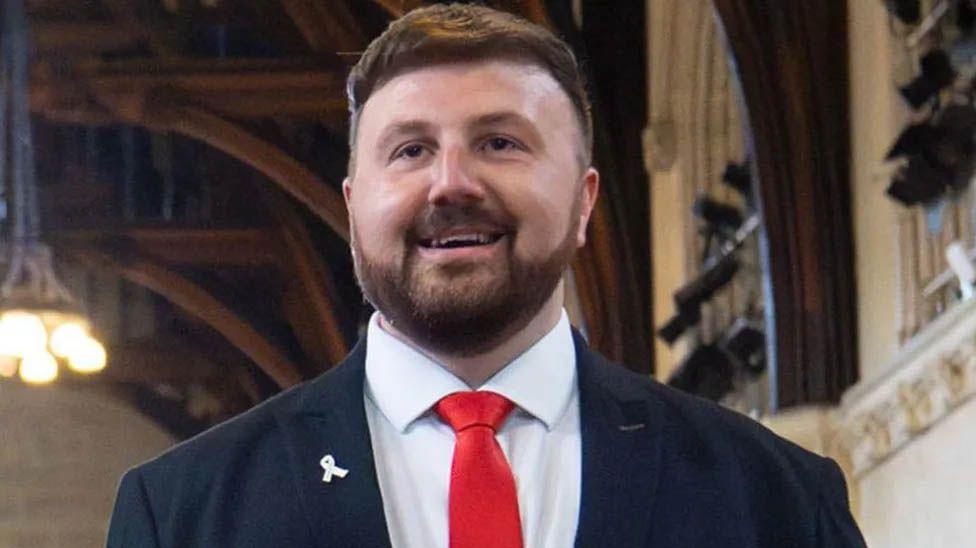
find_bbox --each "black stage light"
[693,197,744,234]
[657,313,694,346]
[884,0,921,25]
[667,343,736,402]
[960,1,976,33]
[887,155,952,205]
[723,319,766,377]
[935,103,976,136]
[899,50,957,109]
[931,104,976,189]
[722,162,752,198]
[886,104,976,205]
[886,122,944,160]
[673,253,739,314]
[656,253,739,346]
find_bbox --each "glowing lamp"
[50,322,89,359]
[67,336,107,374]
[0,311,48,357]
[19,350,58,384]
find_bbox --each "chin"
[410,277,507,315]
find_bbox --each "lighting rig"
[884,0,976,208]
[883,0,976,303]
[656,162,767,404]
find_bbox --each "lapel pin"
[618,423,646,432]
[319,454,349,483]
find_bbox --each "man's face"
[344,61,598,356]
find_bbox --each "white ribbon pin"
[319,454,348,483]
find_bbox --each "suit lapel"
[276,340,393,548]
[276,329,664,547]
[573,332,664,547]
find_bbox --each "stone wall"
[0,382,174,548]
[857,397,976,547]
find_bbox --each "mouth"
[413,228,511,264]
[417,232,506,250]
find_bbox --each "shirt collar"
[364,310,577,433]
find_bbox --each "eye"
[481,136,521,153]
[392,143,428,162]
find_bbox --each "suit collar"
[364,310,577,432]
[280,330,663,548]
[573,329,664,547]
[277,339,393,548]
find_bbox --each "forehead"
[356,60,577,140]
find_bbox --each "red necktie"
[435,391,524,548]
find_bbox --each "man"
[108,4,867,547]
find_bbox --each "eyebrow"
[467,111,544,146]
[374,120,437,157]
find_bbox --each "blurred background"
[1,0,974,546]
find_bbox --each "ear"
[342,176,353,204]
[342,177,355,242]
[575,167,600,248]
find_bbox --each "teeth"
[429,233,496,248]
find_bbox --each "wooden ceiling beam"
[143,103,350,241]
[74,57,344,91]
[97,343,221,384]
[65,247,305,389]
[32,58,347,120]
[263,189,348,370]
[100,0,181,57]
[280,0,367,53]
[32,22,147,56]
[49,227,282,267]
[36,72,351,242]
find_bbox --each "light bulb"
[0,311,48,357]
[19,350,58,384]
[50,322,89,358]
[67,336,107,374]
[0,355,16,377]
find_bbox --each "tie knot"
[435,391,515,433]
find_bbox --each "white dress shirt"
[364,310,582,548]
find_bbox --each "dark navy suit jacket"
[107,333,867,547]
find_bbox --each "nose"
[427,145,485,206]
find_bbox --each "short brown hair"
[345,3,592,169]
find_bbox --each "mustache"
[408,204,516,239]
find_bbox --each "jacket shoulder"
[589,354,840,493]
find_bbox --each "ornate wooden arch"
[710,1,858,407]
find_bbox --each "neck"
[379,284,566,388]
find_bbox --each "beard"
[351,202,580,357]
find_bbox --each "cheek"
[351,182,423,249]
[508,192,571,253]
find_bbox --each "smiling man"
[108,4,866,548]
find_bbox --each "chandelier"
[0,0,106,384]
